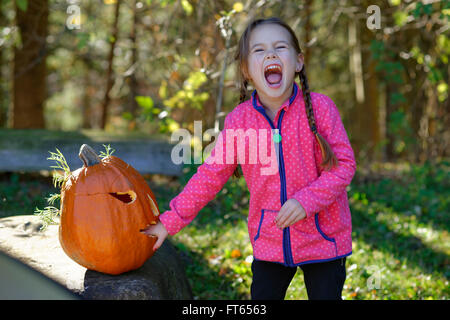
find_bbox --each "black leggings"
[250,258,347,300]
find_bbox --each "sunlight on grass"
[2,160,448,300]
[168,160,449,300]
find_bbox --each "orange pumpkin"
[59,144,159,275]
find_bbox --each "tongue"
[267,73,282,84]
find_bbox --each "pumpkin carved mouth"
[109,191,137,204]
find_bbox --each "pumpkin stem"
[79,144,101,167]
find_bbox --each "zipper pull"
[273,128,282,143]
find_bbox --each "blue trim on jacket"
[251,83,298,266]
[314,213,338,256]
[250,83,346,266]
[253,251,352,267]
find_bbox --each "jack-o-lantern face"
[58,144,159,275]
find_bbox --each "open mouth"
[264,64,282,88]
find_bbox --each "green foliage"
[47,148,70,189]
[99,144,116,159]
[387,110,415,155]
[32,144,116,229]
[370,40,405,86]
[134,95,162,122]
[15,0,27,11]
[163,71,210,112]
[393,11,408,27]
[3,160,449,299]
[32,148,70,229]
[75,32,90,50]
[159,0,176,8]
[412,1,434,18]
[34,205,59,230]
[181,0,193,16]
[0,173,57,219]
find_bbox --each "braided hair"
[232,17,337,178]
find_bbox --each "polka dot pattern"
[159,83,357,265]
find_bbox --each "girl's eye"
[254,49,263,53]
[276,46,287,49]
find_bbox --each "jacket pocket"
[289,211,338,262]
[314,212,338,257]
[314,212,336,244]
[252,209,284,260]
[253,209,265,242]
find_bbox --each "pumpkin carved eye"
[109,191,137,204]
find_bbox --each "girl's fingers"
[276,209,293,229]
[278,210,303,229]
[140,225,157,237]
[153,236,163,251]
[283,213,301,228]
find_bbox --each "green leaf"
[160,0,176,8]
[181,0,193,16]
[394,11,408,27]
[159,80,168,99]
[390,92,407,105]
[99,144,115,159]
[76,32,89,50]
[412,2,423,18]
[16,0,27,11]
[427,66,443,83]
[122,111,133,120]
[135,95,154,110]
[423,4,433,15]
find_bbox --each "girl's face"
[245,23,303,104]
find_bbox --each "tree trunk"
[347,8,381,162]
[348,16,364,159]
[100,0,121,129]
[128,0,139,130]
[0,5,6,128]
[360,16,380,161]
[82,66,92,129]
[13,0,48,129]
[303,0,313,66]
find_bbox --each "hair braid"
[239,80,248,103]
[299,67,338,171]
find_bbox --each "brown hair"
[232,17,337,178]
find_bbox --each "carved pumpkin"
[59,144,159,275]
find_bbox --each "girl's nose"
[265,50,277,60]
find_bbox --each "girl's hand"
[275,199,306,229]
[140,221,169,251]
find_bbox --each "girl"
[142,17,357,300]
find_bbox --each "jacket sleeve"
[290,94,356,218]
[159,114,238,235]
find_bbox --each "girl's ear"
[296,53,304,73]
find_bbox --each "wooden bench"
[0,129,182,176]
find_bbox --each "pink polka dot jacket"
[159,82,357,267]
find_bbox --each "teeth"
[264,64,282,73]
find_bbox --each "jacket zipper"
[256,108,294,266]
[277,111,294,266]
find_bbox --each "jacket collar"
[251,82,299,113]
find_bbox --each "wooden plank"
[0,129,182,176]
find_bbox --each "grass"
[0,159,448,300]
